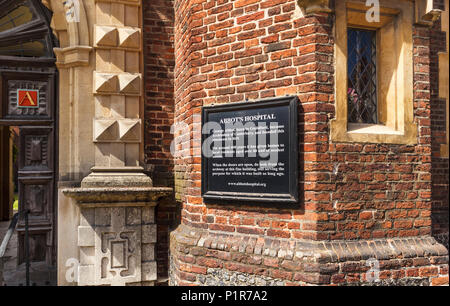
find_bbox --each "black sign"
[201,96,298,203]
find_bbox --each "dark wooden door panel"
[17,126,55,266]
[0,0,58,280]
[18,229,52,265]
[1,71,54,121]
[18,126,53,173]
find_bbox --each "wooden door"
[0,126,13,221]
[17,126,55,265]
[0,0,59,270]
[0,70,58,266]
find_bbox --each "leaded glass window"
[0,3,35,33]
[0,0,55,58]
[347,28,378,124]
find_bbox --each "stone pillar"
[82,0,150,187]
[43,0,174,285]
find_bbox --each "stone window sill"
[347,123,403,135]
[330,120,417,145]
[441,144,449,158]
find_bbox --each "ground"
[0,220,56,286]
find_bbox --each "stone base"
[170,224,449,286]
[63,185,172,286]
[81,167,153,188]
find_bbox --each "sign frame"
[17,89,40,109]
[201,96,299,204]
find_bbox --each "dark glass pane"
[0,2,35,33]
[347,28,378,124]
[0,40,46,57]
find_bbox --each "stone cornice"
[415,0,442,26]
[62,187,173,204]
[297,0,332,14]
[54,45,92,68]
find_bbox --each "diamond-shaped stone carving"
[118,119,141,142]
[118,28,140,49]
[94,73,118,93]
[94,119,117,142]
[118,74,141,94]
[95,26,118,47]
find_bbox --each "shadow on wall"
[155,196,181,284]
[142,0,178,283]
[143,0,176,188]
[430,15,449,251]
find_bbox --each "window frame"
[331,0,417,145]
[0,0,56,60]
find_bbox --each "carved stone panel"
[94,207,142,285]
[77,205,157,286]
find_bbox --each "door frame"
[0,63,59,266]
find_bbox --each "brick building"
[164,0,450,286]
[0,0,448,286]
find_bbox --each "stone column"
[82,0,150,188]
[44,0,174,285]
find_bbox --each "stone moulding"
[415,0,442,25]
[297,0,332,14]
[62,187,173,204]
[94,0,140,5]
[54,46,93,69]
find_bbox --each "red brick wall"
[155,198,181,282]
[173,0,436,241]
[170,226,448,285]
[429,3,449,249]
[168,0,448,286]
[144,0,175,187]
[143,0,180,284]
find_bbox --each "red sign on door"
[17,89,39,108]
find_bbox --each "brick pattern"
[170,225,449,286]
[144,0,176,187]
[429,2,449,248]
[143,0,180,284]
[156,199,181,282]
[172,0,437,241]
[148,0,450,286]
